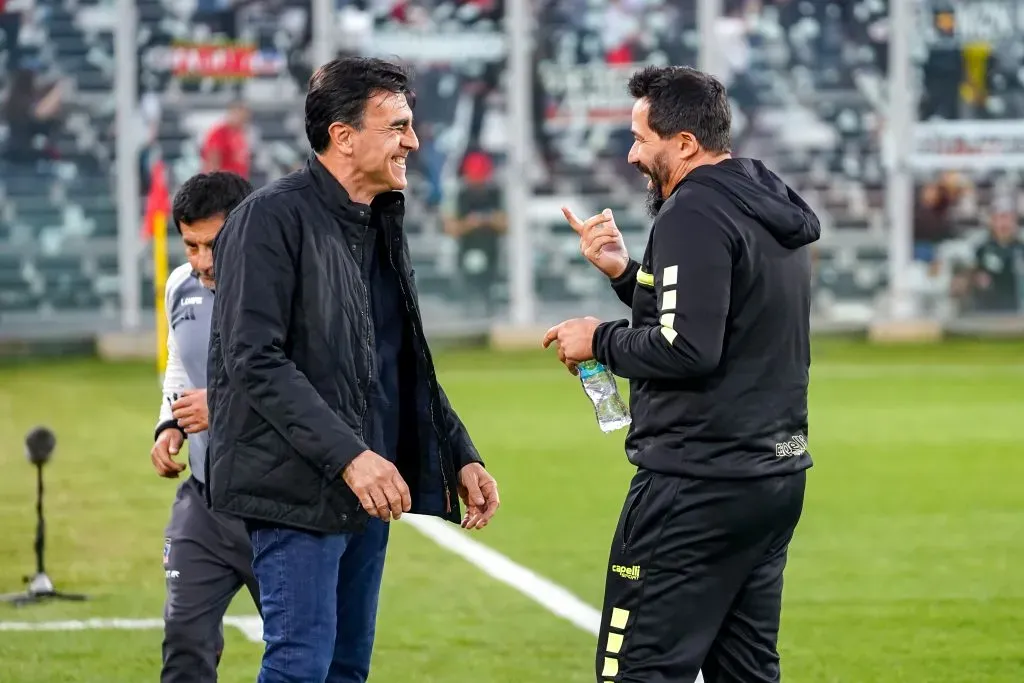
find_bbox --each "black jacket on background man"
[207,155,482,534]
[593,158,820,480]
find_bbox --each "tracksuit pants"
[596,468,806,683]
[161,476,261,683]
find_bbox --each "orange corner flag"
[142,160,171,239]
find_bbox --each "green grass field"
[1,339,1022,682]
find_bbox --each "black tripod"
[0,452,88,606]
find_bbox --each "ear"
[329,122,355,155]
[677,131,700,159]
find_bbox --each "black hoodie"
[592,158,820,480]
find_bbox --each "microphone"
[25,426,56,466]
[1,425,87,605]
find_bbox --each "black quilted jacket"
[206,155,482,534]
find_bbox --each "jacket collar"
[306,154,406,229]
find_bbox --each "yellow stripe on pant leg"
[604,607,630,679]
[602,657,619,677]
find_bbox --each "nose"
[404,126,420,152]
[627,142,640,165]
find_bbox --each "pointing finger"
[561,207,584,234]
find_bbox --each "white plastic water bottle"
[577,360,631,433]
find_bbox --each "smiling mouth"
[392,157,406,168]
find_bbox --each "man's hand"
[458,463,499,530]
[563,207,629,279]
[172,389,209,434]
[542,317,602,374]
[342,450,412,522]
[151,429,186,478]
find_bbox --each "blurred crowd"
[0,0,1021,330]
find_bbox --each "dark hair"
[171,171,253,234]
[627,66,732,154]
[305,57,416,154]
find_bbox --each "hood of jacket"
[682,157,821,249]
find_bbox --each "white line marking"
[403,515,705,683]
[0,616,264,643]
[404,515,600,634]
[0,618,165,632]
[224,616,264,643]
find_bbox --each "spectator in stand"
[201,102,250,179]
[972,197,1024,314]
[913,171,968,265]
[443,150,506,317]
[3,66,64,165]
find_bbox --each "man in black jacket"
[543,66,820,682]
[207,57,500,683]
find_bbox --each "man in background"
[207,57,500,683]
[972,197,1024,313]
[544,65,819,682]
[443,149,506,317]
[913,171,966,265]
[150,171,259,683]
[201,102,250,179]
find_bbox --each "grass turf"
[0,339,1022,682]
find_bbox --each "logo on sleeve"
[171,308,197,329]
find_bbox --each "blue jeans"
[249,519,390,683]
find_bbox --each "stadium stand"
[2,0,1021,337]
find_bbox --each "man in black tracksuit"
[545,66,820,682]
[207,57,500,683]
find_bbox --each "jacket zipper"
[357,244,372,451]
[387,231,452,513]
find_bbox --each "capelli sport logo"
[611,564,640,581]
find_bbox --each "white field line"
[0,519,703,682]
[402,514,601,634]
[0,616,264,643]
